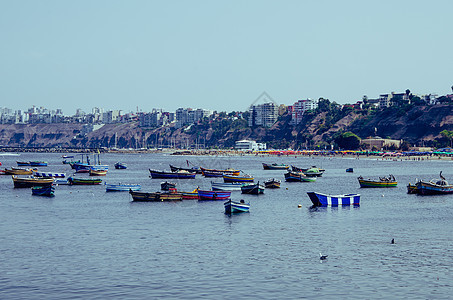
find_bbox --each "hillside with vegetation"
[1,101,453,150]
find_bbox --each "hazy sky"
[1,0,452,115]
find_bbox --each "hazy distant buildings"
[290,99,318,125]
[175,108,213,128]
[248,102,278,127]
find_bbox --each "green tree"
[440,130,453,147]
[335,132,361,150]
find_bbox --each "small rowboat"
[29,161,48,167]
[161,181,177,191]
[106,183,141,192]
[32,184,55,197]
[241,182,265,194]
[34,171,66,178]
[223,174,254,183]
[307,192,360,207]
[68,177,102,185]
[4,167,36,175]
[284,171,316,182]
[17,161,31,166]
[12,175,54,188]
[89,169,108,176]
[129,190,183,201]
[224,199,250,214]
[211,181,243,191]
[346,168,354,173]
[149,169,196,179]
[262,163,289,170]
[170,164,201,174]
[200,167,240,177]
[358,175,397,188]
[197,190,231,200]
[264,178,281,188]
[114,162,127,169]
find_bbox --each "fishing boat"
[33,171,66,178]
[223,174,254,183]
[241,182,265,194]
[63,159,80,165]
[358,175,397,188]
[264,178,281,188]
[16,161,31,166]
[284,171,316,182]
[32,184,55,197]
[262,163,289,170]
[129,190,183,201]
[170,164,201,174]
[29,161,48,167]
[106,183,141,192]
[211,181,243,191]
[292,165,325,175]
[71,162,91,173]
[114,162,127,169]
[414,172,453,195]
[197,190,231,200]
[200,167,240,177]
[302,167,324,177]
[4,167,36,175]
[346,168,354,173]
[89,169,108,176]
[149,169,196,179]
[62,155,74,159]
[12,175,54,188]
[307,192,361,207]
[161,181,177,190]
[68,177,102,185]
[224,199,250,214]
[181,188,199,199]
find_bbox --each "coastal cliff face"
[1,104,452,149]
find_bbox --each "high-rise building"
[248,102,278,127]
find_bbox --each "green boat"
[358,175,397,188]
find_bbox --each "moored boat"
[106,183,141,192]
[16,161,31,166]
[149,169,196,179]
[413,172,453,195]
[292,165,325,175]
[12,175,54,188]
[262,163,289,170]
[68,177,102,185]
[114,162,127,169]
[302,167,324,177]
[32,184,55,197]
[264,178,281,188]
[89,169,108,176]
[241,182,265,194]
[358,175,397,188]
[180,188,199,199]
[161,181,177,190]
[224,199,250,214]
[170,164,201,174]
[407,182,418,194]
[197,190,231,200]
[200,167,240,177]
[346,168,354,173]
[211,181,243,191]
[29,161,48,167]
[33,171,66,178]
[223,174,254,183]
[4,167,36,175]
[284,171,316,182]
[129,190,183,201]
[307,192,360,207]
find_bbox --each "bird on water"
[391,239,395,244]
[319,253,328,260]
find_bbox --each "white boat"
[224,199,250,214]
[34,171,66,178]
[106,183,141,192]
[54,179,70,185]
[211,181,243,191]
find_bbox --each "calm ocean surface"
[0,153,452,299]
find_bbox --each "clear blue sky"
[1,0,452,115]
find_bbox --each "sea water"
[0,153,452,299]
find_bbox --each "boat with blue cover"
[224,199,250,214]
[307,192,360,207]
[32,184,55,197]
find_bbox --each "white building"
[235,139,266,151]
[248,102,278,127]
[291,99,318,125]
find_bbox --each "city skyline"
[1,1,452,115]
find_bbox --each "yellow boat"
[12,175,54,188]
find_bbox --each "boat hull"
[68,177,102,185]
[211,181,243,191]
[129,190,183,201]
[34,172,66,178]
[106,184,141,192]
[262,163,289,170]
[12,176,54,188]
[197,190,231,200]
[32,185,55,197]
[307,192,360,207]
[415,180,453,195]
[264,179,281,188]
[149,169,196,179]
[284,171,316,182]
[241,183,265,194]
[223,174,254,183]
[200,167,240,177]
[224,199,250,214]
[358,179,397,188]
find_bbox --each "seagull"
[319,253,328,260]
[391,239,395,244]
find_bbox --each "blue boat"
[307,192,360,207]
[211,181,243,191]
[197,190,231,200]
[29,161,48,167]
[32,185,55,197]
[224,199,250,214]
[106,183,141,192]
[346,168,354,173]
[114,162,127,169]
